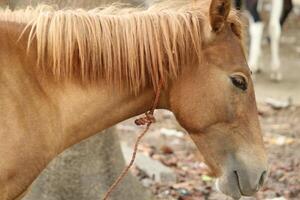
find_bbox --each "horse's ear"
[209,0,231,32]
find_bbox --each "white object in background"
[269,0,283,81]
[160,128,185,138]
[265,97,292,109]
[248,21,264,73]
[266,197,286,200]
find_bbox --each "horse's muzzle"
[234,169,267,195]
[216,153,268,199]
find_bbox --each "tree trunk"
[23,129,153,200]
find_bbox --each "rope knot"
[103,80,163,200]
[134,111,156,126]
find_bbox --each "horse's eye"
[230,74,248,91]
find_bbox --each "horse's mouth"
[215,176,242,200]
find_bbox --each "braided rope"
[102,81,163,200]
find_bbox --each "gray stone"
[121,142,176,183]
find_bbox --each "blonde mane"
[0,1,242,93]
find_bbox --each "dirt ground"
[117,5,300,200]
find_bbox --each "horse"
[0,0,268,199]
[234,0,294,81]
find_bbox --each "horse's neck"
[0,21,166,199]
[0,21,58,199]
[51,83,157,150]
[0,21,161,152]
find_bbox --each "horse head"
[167,0,268,198]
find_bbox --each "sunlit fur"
[0,1,268,199]
[0,1,242,94]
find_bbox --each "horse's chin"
[215,177,242,200]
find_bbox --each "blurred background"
[1,0,299,199]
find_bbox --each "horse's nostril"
[233,170,242,191]
[259,170,267,187]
